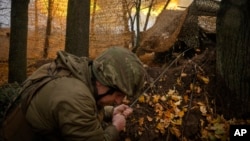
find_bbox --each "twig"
[130,48,193,107]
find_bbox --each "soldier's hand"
[112,113,126,131]
[113,104,133,118]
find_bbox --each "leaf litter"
[120,47,249,141]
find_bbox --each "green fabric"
[24,51,119,141]
[92,47,146,97]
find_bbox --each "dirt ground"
[119,43,218,141]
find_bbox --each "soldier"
[21,47,146,141]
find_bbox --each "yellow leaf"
[156,122,165,134]
[152,95,161,103]
[170,126,181,137]
[197,74,209,84]
[171,119,182,125]
[165,110,173,119]
[138,95,145,103]
[178,110,185,118]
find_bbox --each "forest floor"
[0,42,249,141]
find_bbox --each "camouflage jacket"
[23,51,118,141]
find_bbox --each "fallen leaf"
[197,74,209,84]
[147,116,153,122]
[171,95,182,101]
[200,105,207,116]
[160,95,167,101]
[138,117,144,126]
[183,95,189,103]
[181,72,187,77]
[138,95,145,103]
[170,126,181,137]
[167,89,176,95]
[156,122,165,134]
[177,77,182,86]
[152,95,161,103]
[178,110,185,118]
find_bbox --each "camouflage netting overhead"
[140,9,188,53]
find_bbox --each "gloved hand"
[112,113,126,131]
[113,104,133,118]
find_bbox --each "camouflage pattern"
[23,51,120,141]
[92,47,146,97]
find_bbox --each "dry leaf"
[190,83,194,90]
[196,86,202,93]
[200,105,207,116]
[156,122,165,134]
[138,117,144,126]
[171,119,182,125]
[138,95,145,103]
[160,95,167,101]
[181,72,187,77]
[170,126,181,137]
[197,74,209,84]
[152,95,161,103]
[147,116,153,122]
[177,77,182,86]
[167,89,176,95]
[138,131,143,135]
[171,95,182,101]
[178,110,185,118]
[183,95,189,103]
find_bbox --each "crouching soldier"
[21,47,146,141]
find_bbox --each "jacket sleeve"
[54,91,119,141]
[103,106,114,121]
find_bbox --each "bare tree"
[43,0,53,58]
[143,0,154,31]
[132,0,141,53]
[123,0,136,48]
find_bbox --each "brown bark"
[216,0,250,119]
[65,0,90,57]
[8,0,30,83]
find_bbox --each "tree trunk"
[90,0,97,35]
[132,0,141,53]
[65,0,90,57]
[8,0,29,84]
[123,0,136,48]
[122,0,130,33]
[143,0,154,31]
[216,0,250,119]
[43,0,53,58]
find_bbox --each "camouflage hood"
[56,51,94,92]
[92,47,146,97]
